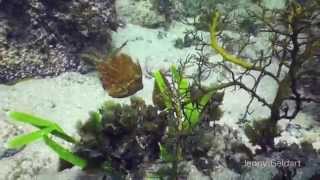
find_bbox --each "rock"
[211,168,240,180]
[0,0,118,84]
[241,166,278,180]
[0,112,26,160]
[286,123,303,139]
[183,124,248,175]
[36,167,106,180]
[293,160,320,180]
[116,0,166,28]
[179,0,218,18]
[0,144,58,180]
[243,143,320,180]
[181,161,211,180]
[262,0,286,9]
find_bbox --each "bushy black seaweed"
[59,89,226,178]
[70,97,169,177]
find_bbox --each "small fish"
[97,53,143,98]
[81,41,143,98]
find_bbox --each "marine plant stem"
[210,11,254,69]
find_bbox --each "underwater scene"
[0,0,320,179]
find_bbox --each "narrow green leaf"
[8,127,55,149]
[170,66,188,94]
[159,143,175,162]
[153,71,168,95]
[182,103,200,130]
[43,136,87,168]
[50,131,77,144]
[199,90,216,107]
[170,65,191,104]
[146,175,162,180]
[179,79,189,99]
[9,111,61,130]
[170,65,181,84]
[183,90,217,130]
[9,111,76,143]
[153,71,172,109]
[89,111,102,130]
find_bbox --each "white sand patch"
[0,72,106,135]
[111,22,198,69]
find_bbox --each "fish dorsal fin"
[107,40,129,60]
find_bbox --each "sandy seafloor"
[0,0,319,179]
